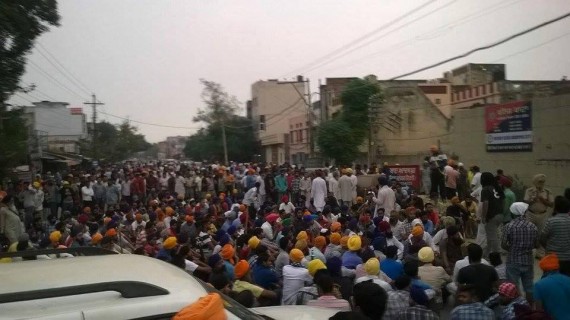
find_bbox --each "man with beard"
[439,225,464,274]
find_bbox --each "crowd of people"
[1,155,570,320]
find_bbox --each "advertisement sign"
[385,165,421,191]
[485,101,532,152]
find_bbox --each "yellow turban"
[295,239,308,250]
[347,235,362,251]
[49,231,62,244]
[307,259,327,277]
[418,247,435,263]
[163,236,178,250]
[248,236,260,249]
[364,258,380,275]
[296,231,308,241]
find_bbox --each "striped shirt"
[541,214,570,260]
[306,295,351,311]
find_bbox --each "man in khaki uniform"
[524,174,554,258]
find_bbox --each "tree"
[184,116,259,163]
[79,121,151,162]
[0,107,29,181]
[340,77,381,143]
[0,0,60,105]
[316,118,359,165]
[193,79,239,125]
[188,79,255,163]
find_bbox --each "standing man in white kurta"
[311,170,328,212]
[372,175,396,218]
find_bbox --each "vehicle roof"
[0,255,211,319]
[0,254,205,296]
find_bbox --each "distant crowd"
[1,152,570,319]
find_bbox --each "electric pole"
[84,94,104,160]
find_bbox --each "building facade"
[250,76,308,164]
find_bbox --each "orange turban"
[173,293,227,320]
[49,231,62,244]
[539,254,560,272]
[289,248,304,263]
[412,225,424,237]
[330,222,341,233]
[314,236,326,250]
[91,233,103,245]
[296,231,308,241]
[105,228,117,237]
[330,232,341,245]
[340,236,349,249]
[165,206,175,216]
[234,259,249,279]
[220,244,235,264]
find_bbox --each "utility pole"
[221,117,228,165]
[84,94,104,160]
[306,78,313,157]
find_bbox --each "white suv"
[0,249,338,320]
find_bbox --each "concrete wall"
[371,86,451,166]
[449,93,570,196]
[26,102,87,138]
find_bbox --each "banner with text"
[485,100,532,152]
[386,165,421,191]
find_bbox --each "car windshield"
[195,276,273,320]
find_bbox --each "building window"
[290,124,293,129]
[468,90,472,98]
[259,115,266,131]
[435,98,441,105]
[482,85,486,95]
[298,130,303,142]
[489,83,494,93]
[461,92,465,99]
[306,121,310,126]
[290,134,294,144]
[475,87,479,96]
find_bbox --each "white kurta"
[349,175,358,200]
[310,177,328,210]
[328,177,340,200]
[338,175,353,203]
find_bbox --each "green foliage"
[316,77,381,164]
[0,107,29,181]
[185,116,259,162]
[186,79,258,162]
[316,118,359,165]
[0,0,60,104]
[340,78,381,142]
[193,79,240,125]
[80,121,151,162]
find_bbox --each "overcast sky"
[10,0,570,142]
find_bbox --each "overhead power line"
[490,30,570,63]
[35,43,93,96]
[317,0,526,74]
[27,60,88,100]
[98,110,203,130]
[389,11,570,80]
[301,0,458,75]
[281,0,437,78]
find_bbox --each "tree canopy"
[0,0,60,105]
[0,107,29,181]
[316,76,381,165]
[185,79,259,162]
[80,121,151,162]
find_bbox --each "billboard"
[385,165,421,191]
[485,100,532,152]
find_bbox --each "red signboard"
[385,165,421,191]
[69,107,83,115]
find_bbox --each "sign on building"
[485,101,532,152]
[385,165,421,191]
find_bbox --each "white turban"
[510,202,529,216]
[411,218,423,227]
